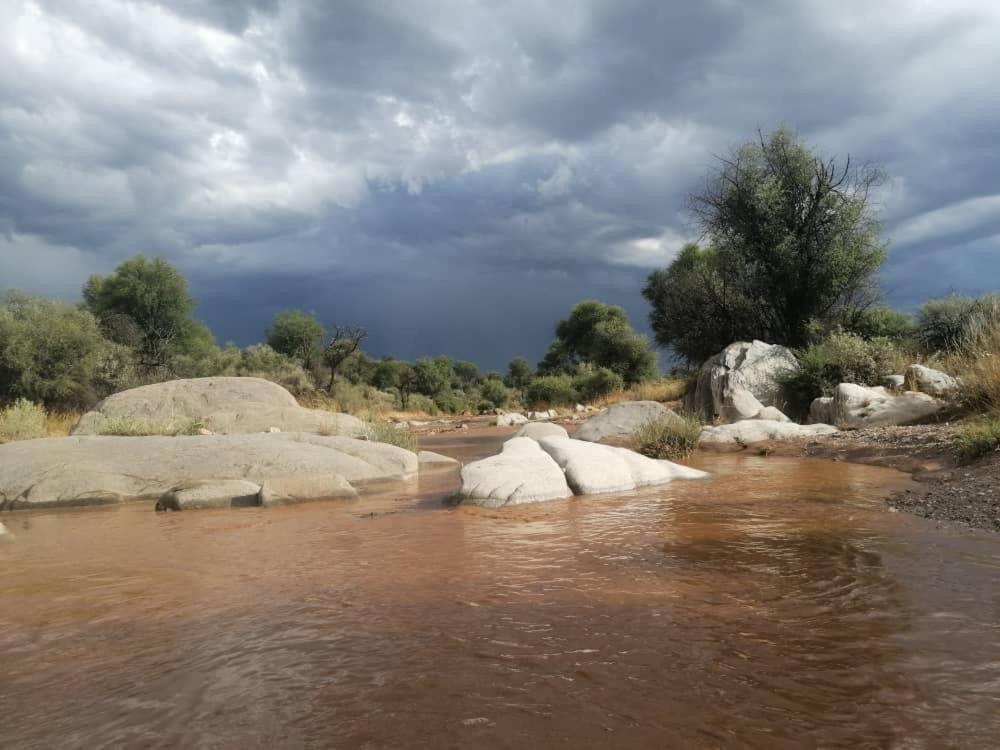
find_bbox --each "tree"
[505,356,534,390]
[371,358,409,391]
[413,356,452,397]
[538,300,657,385]
[322,326,367,391]
[397,365,417,410]
[644,128,887,362]
[266,310,326,367]
[0,291,109,407]
[83,255,205,370]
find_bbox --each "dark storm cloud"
[1,0,999,368]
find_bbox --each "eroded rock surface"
[817,384,945,429]
[905,365,960,396]
[514,422,569,441]
[575,401,675,443]
[687,341,798,422]
[459,437,573,508]
[156,480,262,511]
[700,420,839,445]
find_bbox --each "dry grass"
[593,377,690,408]
[363,421,419,452]
[629,412,703,460]
[0,399,48,443]
[956,417,1000,463]
[45,410,81,437]
[951,301,1000,415]
[95,416,204,436]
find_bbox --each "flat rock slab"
[259,476,358,507]
[417,451,460,467]
[0,433,417,510]
[156,480,262,511]
[460,437,573,508]
[514,422,569,441]
[700,420,839,445]
[574,401,675,443]
[71,377,365,437]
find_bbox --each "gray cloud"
[1,0,998,369]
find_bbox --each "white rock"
[884,375,906,391]
[537,436,635,494]
[688,341,798,423]
[460,438,572,507]
[418,450,460,466]
[156,479,262,511]
[809,397,834,425]
[259,476,358,507]
[0,521,13,542]
[514,422,569,441]
[496,412,529,427]
[575,401,676,443]
[700,420,838,445]
[905,365,960,396]
[752,406,791,422]
[575,404,586,413]
[828,383,944,428]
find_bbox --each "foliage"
[433,390,470,415]
[950,298,1000,415]
[83,255,204,369]
[371,359,409,391]
[574,367,624,402]
[364,421,419,452]
[479,377,511,410]
[0,399,48,443]
[404,393,439,416]
[341,351,376,385]
[630,413,702,460]
[0,291,109,408]
[916,295,999,354]
[840,306,916,342]
[322,326,367,390]
[645,129,887,361]
[781,332,908,419]
[625,376,690,404]
[451,359,481,388]
[505,356,534,390]
[265,310,326,367]
[539,300,657,384]
[413,356,453,397]
[525,375,579,407]
[95,416,204,436]
[955,418,1000,464]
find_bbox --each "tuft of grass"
[591,376,691,408]
[951,299,1000,415]
[629,412,703,460]
[363,420,419,452]
[96,416,204,436]
[46,410,82,437]
[0,399,48,443]
[955,418,1000,464]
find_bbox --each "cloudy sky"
[1,0,998,369]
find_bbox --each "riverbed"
[1,433,999,748]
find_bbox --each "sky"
[1,0,999,371]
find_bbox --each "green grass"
[629,412,703,460]
[0,399,48,443]
[96,416,205,436]
[364,421,419,452]
[956,418,1000,464]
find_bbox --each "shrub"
[433,390,470,415]
[951,298,1000,414]
[479,378,511,410]
[781,332,908,419]
[94,416,204,436]
[574,367,624,402]
[525,375,579,407]
[630,412,702,460]
[956,418,1000,464]
[0,399,48,443]
[404,393,439,416]
[364,421,419,452]
[916,295,999,354]
[841,306,916,342]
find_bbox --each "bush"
[956,418,1000,464]
[404,393,439,416]
[433,390,470,415]
[479,378,511,410]
[782,332,908,419]
[525,375,579,407]
[94,416,204,436]
[0,399,48,443]
[630,413,702,460]
[841,306,916,342]
[574,367,624,402]
[364,421,419,452]
[951,299,1000,414]
[916,295,999,354]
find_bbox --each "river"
[1,432,999,748]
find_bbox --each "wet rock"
[905,364,960,396]
[418,450,460,466]
[825,383,944,428]
[156,480,262,511]
[259,476,358,506]
[575,401,676,443]
[700,420,838,445]
[514,422,569,441]
[687,340,798,422]
[460,437,573,507]
[72,377,365,437]
[0,521,13,542]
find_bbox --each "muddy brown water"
[2,432,999,749]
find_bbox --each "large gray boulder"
[687,341,798,422]
[905,365,960,396]
[700,420,839,445]
[459,437,573,508]
[815,383,944,429]
[0,433,417,511]
[514,422,569,441]
[156,480,262,511]
[71,377,364,437]
[258,476,358,507]
[574,401,675,443]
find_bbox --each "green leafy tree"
[505,356,534,390]
[451,359,481,388]
[0,291,109,407]
[371,358,409,391]
[83,255,206,369]
[644,128,887,362]
[479,377,511,410]
[538,300,656,384]
[413,356,452,397]
[321,326,367,391]
[397,365,417,410]
[265,310,326,367]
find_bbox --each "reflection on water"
[1,435,999,749]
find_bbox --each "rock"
[418,450,460,466]
[496,412,529,427]
[575,401,676,443]
[538,436,708,494]
[0,433,418,510]
[156,479,262,511]
[700,420,839,445]
[71,377,365,437]
[514,422,569,441]
[266,426,281,433]
[460,437,573,508]
[259,476,358,507]
[752,406,791,422]
[197,428,214,436]
[810,397,834,425]
[527,409,558,421]
[906,365,960,396]
[575,404,586,413]
[825,383,944,429]
[687,341,798,422]
[0,521,13,542]
[884,375,906,391]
